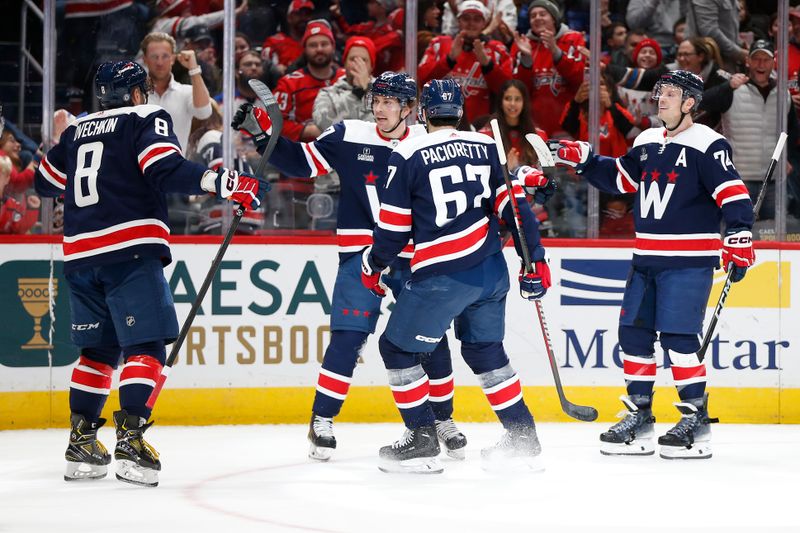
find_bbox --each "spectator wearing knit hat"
[618,38,668,140]
[510,0,586,138]
[273,20,345,141]
[418,0,513,125]
[331,0,405,73]
[313,36,378,131]
[262,0,315,75]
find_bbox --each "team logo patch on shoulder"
[357,147,374,162]
[640,147,648,161]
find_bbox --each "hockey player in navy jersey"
[361,79,550,473]
[232,71,468,461]
[35,61,267,486]
[550,70,755,459]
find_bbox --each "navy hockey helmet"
[418,78,464,123]
[95,61,149,109]
[368,71,417,107]
[652,69,704,111]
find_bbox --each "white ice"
[2,422,799,532]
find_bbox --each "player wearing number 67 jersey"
[549,70,755,460]
[363,79,549,473]
[34,61,267,487]
[233,71,467,462]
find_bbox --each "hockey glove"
[519,248,551,300]
[211,168,269,210]
[514,165,557,206]
[549,140,592,172]
[360,246,388,298]
[232,103,272,149]
[722,229,755,283]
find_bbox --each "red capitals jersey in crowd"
[560,101,635,158]
[65,0,132,17]
[788,41,800,96]
[418,35,512,125]
[336,11,405,74]
[0,196,38,234]
[262,33,304,70]
[273,67,345,141]
[511,28,586,138]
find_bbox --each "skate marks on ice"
[1,423,800,532]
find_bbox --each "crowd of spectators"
[3,0,800,238]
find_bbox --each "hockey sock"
[119,342,166,420]
[380,334,435,428]
[668,351,707,402]
[312,331,368,418]
[421,336,454,421]
[69,354,115,421]
[622,354,656,405]
[477,364,534,429]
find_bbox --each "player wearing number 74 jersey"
[550,70,755,459]
[35,61,267,487]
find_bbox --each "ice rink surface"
[2,422,799,533]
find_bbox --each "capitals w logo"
[639,181,675,219]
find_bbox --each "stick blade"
[565,403,599,422]
[247,79,284,175]
[525,133,555,173]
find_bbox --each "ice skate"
[658,395,717,459]
[378,426,442,474]
[308,413,337,461]
[64,414,111,481]
[113,410,160,487]
[481,424,543,472]
[435,418,467,460]
[600,395,656,456]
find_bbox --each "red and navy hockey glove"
[550,140,592,172]
[232,103,272,149]
[514,165,556,205]
[214,168,269,210]
[722,229,755,283]
[519,249,551,300]
[360,246,387,298]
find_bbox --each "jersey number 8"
[74,141,104,207]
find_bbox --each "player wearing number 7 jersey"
[233,71,467,462]
[34,61,267,487]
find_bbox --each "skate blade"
[481,453,545,473]
[115,459,159,487]
[64,461,108,481]
[600,439,655,456]
[308,442,334,462]
[378,456,443,474]
[659,443,712,460]
[444,447,466,460]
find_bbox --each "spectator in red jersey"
[331,0,405,73]
[262,0,314,76]
[618,38,668,140]
[510,0,585,138]
[0,130,36,194]
[418,0,512,126]
[788,8,800,110]
[0,153,39,235]
[274,20,345,142]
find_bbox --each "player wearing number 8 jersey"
[34,61,267,487]
[549,70,755,459]
[233,71,467,462]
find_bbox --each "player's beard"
[308,52,332,69]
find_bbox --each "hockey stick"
[146,80,283,409]
[490,119,599,422]
[525,133,557,182]
[697,132,787,362]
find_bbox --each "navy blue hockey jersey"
[371,128,541,279]
[35,105,210,272]
[268,120,426,262]
[580,124,754,268]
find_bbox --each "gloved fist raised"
[232,103,272,148]
[722,229,754,283]
[515,165,557,205]
[549,140,592,172]
[360,246,387,298]
[213,168,269,210]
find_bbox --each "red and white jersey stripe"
[38,156,67,190]
[623,354,657,382]
[428,374,454,402]
[634,232,721,258]
[378,204,412,233]
[119,355,162,389]
[70,356,113,395]
[711,180,750,207]
[336,228,373,254]
[65,0,133,18]
[316,368,352,400]
[411,218,490,272]
[615,159,639,193]
[390,374,430,409]
[138,142,182,173]
[63,218,170,262]
[482,375,523,411]
[301,142,333,178]
[493,181,525,216]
